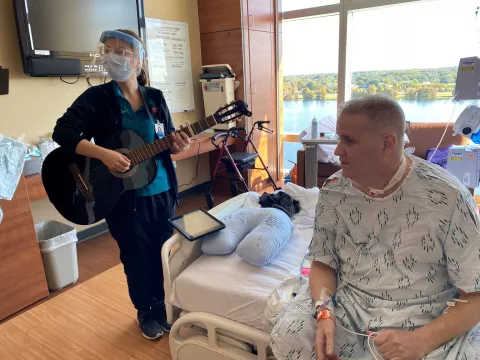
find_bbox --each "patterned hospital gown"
[271,155,480,360]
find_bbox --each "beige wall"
[0,0,209,230]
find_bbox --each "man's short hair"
[339,95,406,137]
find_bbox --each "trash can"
[35,220,79,291]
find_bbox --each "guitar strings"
[82,117,210,180]
[84,128,197,184]
[82,132,176,179]
[78,111,236,183]
[81,131,183,182]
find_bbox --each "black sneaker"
[152,300,172,333]
[137,310,164,340]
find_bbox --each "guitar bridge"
[69,163,95,202]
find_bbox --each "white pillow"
[201,210,250,255]
[202,208,294,267]
[235,208,293,267]
[283,182,319,218]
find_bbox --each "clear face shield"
[87,30,145,82]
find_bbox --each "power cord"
[427,94,458,162]
[87,76,107,87]
[60,76,80,84]
[178,138,201,188]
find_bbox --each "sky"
[281,0,480,75]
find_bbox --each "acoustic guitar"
[41,100,251,225]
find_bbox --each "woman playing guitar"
[52,29,190,340]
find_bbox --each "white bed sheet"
[170,226,313,332]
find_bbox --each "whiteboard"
[145,18,195,113]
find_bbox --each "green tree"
[321,87,327,100]
[417,86,437,100]
[378,85,385,92]
[352,88,368,99]
[297,79,306,91]
[405,88,417,98]
[384,88,399,99]
[284,89,294,100]
[315,86,327,100]
[368,85,377,95]
[307,81,316,91]
[302,88,316,100]
[440,73,455,84]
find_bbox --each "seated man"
[271,96,480,360]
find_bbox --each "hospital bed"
[162,189,316,360]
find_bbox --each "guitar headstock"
[214,100,252,124]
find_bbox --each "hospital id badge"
[155,121,165,138]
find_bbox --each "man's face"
[334,113,385,184]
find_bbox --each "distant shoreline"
[283,92,454,101]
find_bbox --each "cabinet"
[0,176,49,320]
[198,0,278,190]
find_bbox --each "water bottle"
[311,115,318,138]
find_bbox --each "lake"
[282,98,461,170]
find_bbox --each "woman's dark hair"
[116,29,149,86]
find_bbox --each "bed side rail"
[162,194,249,322]
[170,312,272,360]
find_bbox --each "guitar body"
[42,100,251,225]
[42,130,157,225]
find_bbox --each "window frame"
[279,0,427,106]
[276,0,464,174]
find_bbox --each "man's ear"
[383,133,397,154]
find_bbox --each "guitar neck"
[128,114,218,166]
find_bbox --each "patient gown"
[271,155,480,360]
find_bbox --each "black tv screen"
[14,0,144,77]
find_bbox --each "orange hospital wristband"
[316,309,335,323]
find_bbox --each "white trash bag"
[298,115,339,164]
[36,221,77,252]
[36,221,79,291]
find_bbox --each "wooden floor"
[0,265,172,360]
[0,190,232,325]
[0,183,281,359]
[0,189,248,359]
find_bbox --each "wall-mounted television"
[13,0,145,77]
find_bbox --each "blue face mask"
[102,54,134,82]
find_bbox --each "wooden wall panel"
[200,30,245,101]
[248,30,277,190]
[247,0,274,32]
[0,176,49,320]
[198,0,242,33]
[198,0,279,190]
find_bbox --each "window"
[349,0,479,123]
[281,15,339,172]
[277,0,480,173]
[281,0,339,12]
